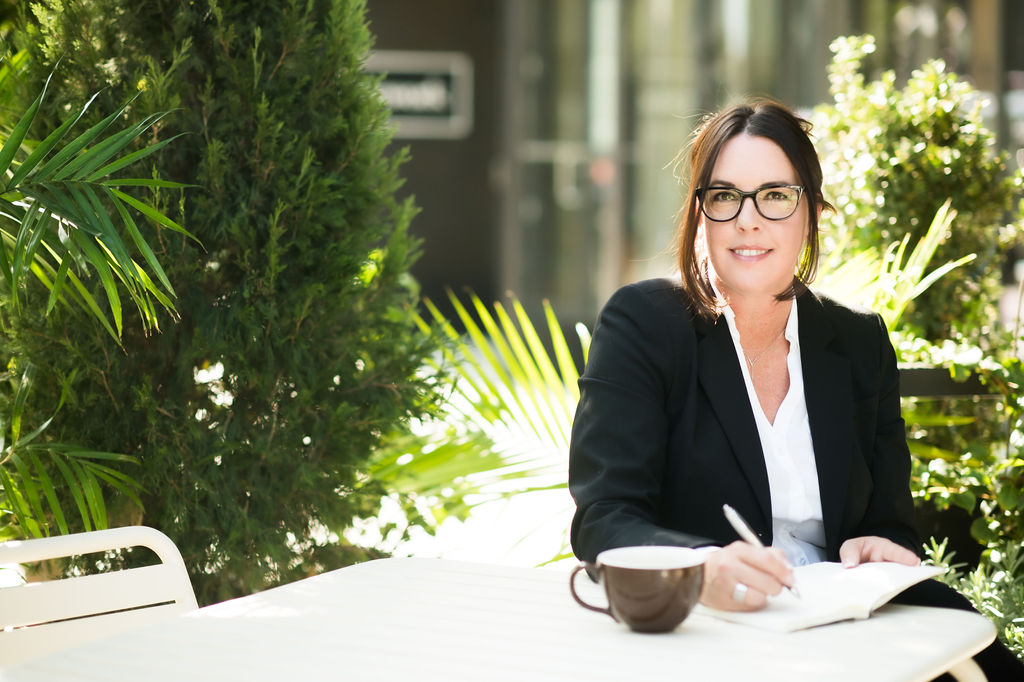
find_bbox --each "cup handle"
[569,563,611,616]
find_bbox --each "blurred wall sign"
[366,51,474,140]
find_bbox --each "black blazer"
[569,278,919,563]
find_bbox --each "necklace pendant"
[743,331,783,368]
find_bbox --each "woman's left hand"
[838,536,919,567]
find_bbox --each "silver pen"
[722,503,801,598]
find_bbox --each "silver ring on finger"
[732,582,749,604]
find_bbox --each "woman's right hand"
[699,541,796,611]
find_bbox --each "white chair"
[0,525,198,667]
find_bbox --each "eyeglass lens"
[702,186,802,221]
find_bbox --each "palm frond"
[0,67,182,542]
[0,72,197,340]
[817,199,973,329]
[372,291,585,549]
[0,364,143,538]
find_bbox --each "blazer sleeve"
[569,282,712,562]
[848,311,920,553]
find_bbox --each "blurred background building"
[365,0,1024,329]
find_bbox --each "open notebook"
[699,561,944,632]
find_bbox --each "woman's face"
[700,133,810,303]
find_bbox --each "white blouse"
[721,301,827,566]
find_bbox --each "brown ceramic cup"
[569,545,705,633]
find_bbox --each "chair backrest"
[0,525,198,667]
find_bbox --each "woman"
[568,98,1023,678]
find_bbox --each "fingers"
[699,542,795,612]
[839,536,921,567]
[838,538,863,567]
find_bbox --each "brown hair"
[673,98,833,321]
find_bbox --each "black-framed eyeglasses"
[698,185,804,222]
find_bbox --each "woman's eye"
[709,190,739,203]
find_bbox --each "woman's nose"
[735,196,761,229]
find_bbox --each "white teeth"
[733,249,768,256]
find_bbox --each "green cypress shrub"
[9,0,438,602]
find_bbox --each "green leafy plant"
[0,362,142,541]
[370,291,588,562]
[817,199,973,330]
[0,63,190,339]
[0,62,190,541]
[901,337,1024,544]
[12,0,441,604]
[926,538,1024,660]
[813,35,1023,343]
[899,294,1024,663]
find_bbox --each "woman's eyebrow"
[706,179,794,189]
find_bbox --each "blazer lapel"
[696,315,772,526]
[797,293,855,558]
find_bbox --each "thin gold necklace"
[744,330,785,367]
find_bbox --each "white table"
[0,558,995,681]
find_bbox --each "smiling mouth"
[732,248,770,257]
